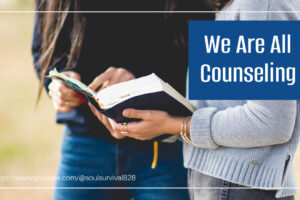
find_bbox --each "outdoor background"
[0,0,299,199]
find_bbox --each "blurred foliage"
[0,0,34,11]
[0,5,62,199]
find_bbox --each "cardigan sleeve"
[190,100,297,149]
[236,0,300,21]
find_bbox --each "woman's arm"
[190,100,297,149]
[112,109,188,141]
[109,100,296,149]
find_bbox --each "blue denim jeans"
[188,169,294,200]
[54,132,189,200]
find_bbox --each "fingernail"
[78,97,86,104]
[123,110,128,116]
[74,93,80,98]
[89,86,93,90]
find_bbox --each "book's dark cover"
[48,72,192,122]
[49,75,193,140]
[88,91,192,141]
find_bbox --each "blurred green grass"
[0,1,299,200]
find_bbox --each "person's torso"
[58,0,211,139]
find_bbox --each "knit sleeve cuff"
[190,107,218,149]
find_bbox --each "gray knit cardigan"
[184,0,300,198]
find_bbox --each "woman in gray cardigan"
[92,0,300,199]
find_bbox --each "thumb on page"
[88,67,116,90]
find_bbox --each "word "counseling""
[199,34,296,86]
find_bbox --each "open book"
[47,69,195,123]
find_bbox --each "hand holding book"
[47,68,195,141]
[87,67,135,139]
[48,71,86,113]
[88,67,135,92]
[112,108,192,141]
[88,102,126,140]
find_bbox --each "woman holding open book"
[101,0,300,200]
[32,0,217,200]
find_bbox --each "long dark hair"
[35,0,228,101]
[35,0,85,102]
